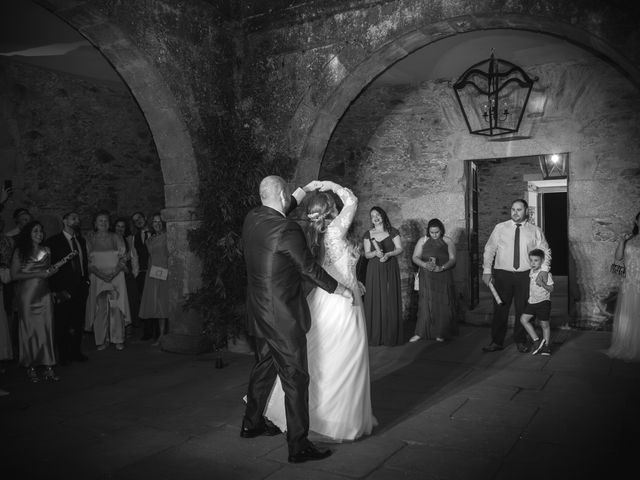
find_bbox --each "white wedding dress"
[264,187,377,441]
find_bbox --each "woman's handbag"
[149,265,168,280]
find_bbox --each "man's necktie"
[71,236,81,274]
[513,224,521,270]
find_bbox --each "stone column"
[161,182,208,353]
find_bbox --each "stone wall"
[321,59,640,326]
[476,157,541,250]
[235,0,640,166]
[0,58,163,234]
[41,0,239,342]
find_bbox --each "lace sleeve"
[328,187,358,238]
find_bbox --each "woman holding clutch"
[363,206,403,346]
[409,218,458,343]
[138,213,169,346]
[85,211,131,351]
[11,221,59,382]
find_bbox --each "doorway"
[465,156,570,327]
[542,192,568,275]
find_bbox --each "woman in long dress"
[606,211,640,361]
[410,218,458,342]
[138,213,169,346]
[363,207,403,346]
[11,221,59,382]
[85,211,131,351]
[114,217,140,336]
[264,181,376,442]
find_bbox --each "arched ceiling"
[2,1,596,89]
[372,29,596,86]
[0,0,122,86]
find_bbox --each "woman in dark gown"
[363,206,403,346]
[10,221,59,382]
[410,218,458,342]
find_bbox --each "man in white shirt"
[481,199,551,353]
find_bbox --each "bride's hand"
[302,180,322,192]
[357,281,366,296]
[318,180,340,192]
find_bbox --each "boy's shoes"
[516,342,531,353]
[531,338,546,355]
[540,343,552,356]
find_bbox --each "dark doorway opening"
[542,192,568,275]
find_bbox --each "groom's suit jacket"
[243,201,338,343]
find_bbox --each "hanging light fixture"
[453,50,537,136]
[539,153,568,179]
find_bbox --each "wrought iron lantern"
[453,51,537,136]
[538,153,567,179]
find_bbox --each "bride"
[264,180,377,441]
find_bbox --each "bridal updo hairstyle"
[305,192,337,261]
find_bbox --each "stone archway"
[290,9,640,326]
[39,1,202,337]
[292,14,640,184]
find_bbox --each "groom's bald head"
[260,176,286,202]
[259,176,291,212]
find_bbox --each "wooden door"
[466,161,479,309]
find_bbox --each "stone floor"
[1,323,638,480]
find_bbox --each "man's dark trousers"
[491,269,530,346]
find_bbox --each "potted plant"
[184,117,294,355]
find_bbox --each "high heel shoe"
[27,367,39,383]
[43,367,60,382]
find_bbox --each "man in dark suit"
[241,176,352,464]
[131,211,152,339]
[46,211,89,364]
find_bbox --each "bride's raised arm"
[320,180,358,235]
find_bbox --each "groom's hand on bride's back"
[334,284,354,302]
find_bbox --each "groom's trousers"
[244,335,311,455]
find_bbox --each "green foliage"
[184,117,294,350]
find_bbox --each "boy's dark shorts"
[523,300,551,321]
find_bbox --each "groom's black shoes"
[240,418,281,438]
[288,444,332,463]
[482,342,504,353]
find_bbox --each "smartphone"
[3,179,12,190]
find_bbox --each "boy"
[520,249,554,355]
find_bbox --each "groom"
[241,175,352,463]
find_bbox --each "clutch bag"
[149,265,168,280]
